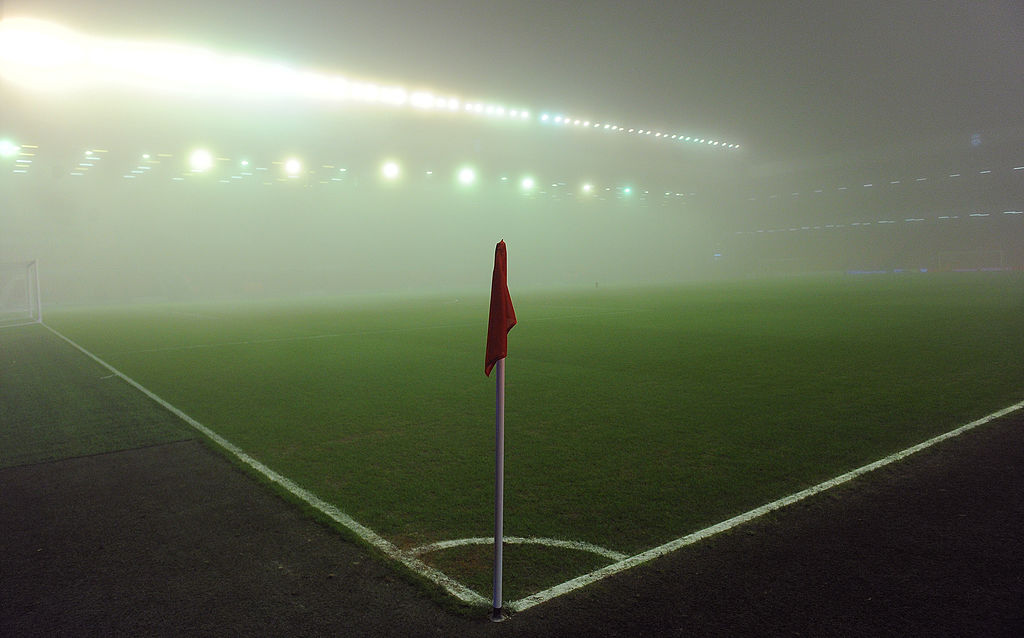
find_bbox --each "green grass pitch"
[25,273,1024,601]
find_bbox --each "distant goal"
[0,260,43,327]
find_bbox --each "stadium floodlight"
[581,183,594,194]
[0,17,743,151]
[520,176,535,191]
[0,139,20,157]
[410,90,434,109]
[284,157,302,176]
[622,186,632,195]
[457,166,477,185]
[189,148,213,172]
[381,160,400,180]
[0,18,89,91]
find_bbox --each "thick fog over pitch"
[2,0,1022,303]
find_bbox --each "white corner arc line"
[411,536,628,562]
[511,398,1024,612]
[42,323,488,607]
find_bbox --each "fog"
[2,0,1022,304]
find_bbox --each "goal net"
[0,260,43,328]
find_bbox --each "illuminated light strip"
[0,18,737,150]
[7,142,1018,206]
[0,144,657,195]
[742,162,1023,202]
[537,110,739,148]
[735,209,1024,234]
[0,19,519,120]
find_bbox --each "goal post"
[0,260,43,327]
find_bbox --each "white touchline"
[510,398,1024,612]
[42,323,488,607]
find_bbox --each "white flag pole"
[491,356,506,621]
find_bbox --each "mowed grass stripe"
[41,274,1024,598]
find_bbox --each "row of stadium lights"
[734,210,1024,236]
[538,113,738,148]
[0,18,740,151]
[0,141,655,195]
[4,140,1022,207]
[746,166,1024,201]
[736,163,1024,231]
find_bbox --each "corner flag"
[485,240,516,376]
[485,240,515,622]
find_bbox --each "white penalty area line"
[42,323,489,607]
[511,398,1024,613]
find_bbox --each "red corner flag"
[485,240,517,376]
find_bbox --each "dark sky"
[6,0,1022,162]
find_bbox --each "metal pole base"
[490,606,506,622]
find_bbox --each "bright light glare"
[0,139,21,157]
[520,176,535,190]
[381,161,400,180]
[457,166,476,185]
[0,18,743,150]
[0,18,88,90]
[582,183,594,193]
[284,157,301,176]
[189,148,213,172]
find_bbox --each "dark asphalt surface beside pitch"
[2,332,1023,635]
